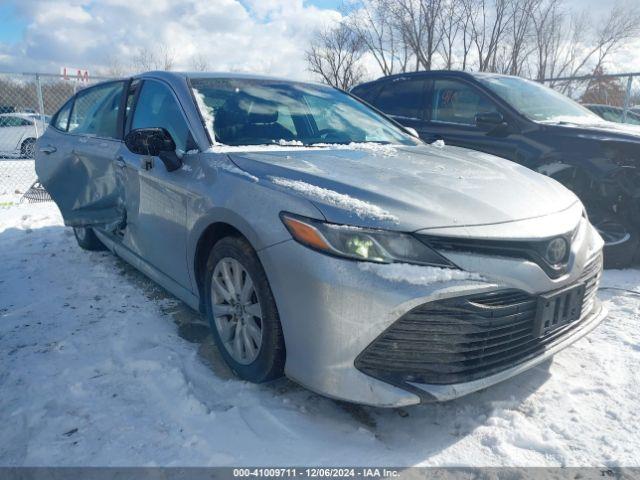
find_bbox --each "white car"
[0,113,48,158]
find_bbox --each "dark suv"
[352,71,640,268]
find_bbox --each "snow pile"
[269,176,398,222]
[358,262,481,285]
[0,159,37,195]
[192,88,217,144]
[278,139,304,146]
[1,202,640,467]
[431,139,446,148]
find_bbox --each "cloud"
[0,0,341,80]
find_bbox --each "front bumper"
[409,300,606,402]
[258,220,606,407]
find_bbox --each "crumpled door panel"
[36,129,126,231]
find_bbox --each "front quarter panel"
[184,152,326,292]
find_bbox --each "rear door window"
[431,79,498,126]
[373,79,427,121]
[68,81,125,139]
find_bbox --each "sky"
[0,0,344,79]
[0,0,636,82]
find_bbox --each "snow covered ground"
[0,159,37,195]
[1,201,639,467]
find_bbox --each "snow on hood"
[269,176,398,222]
[223,143,580,231]
[207,141,400,156]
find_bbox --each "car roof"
[0,112,37,119]
[352,70,521,90]
[133,70,329,88]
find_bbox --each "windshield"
[189,78,418,147]
[478,75,604,124]
[588,105,640,125]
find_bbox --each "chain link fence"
[542,73,640,125]
[0,72,113,202]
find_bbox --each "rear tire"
[73,227,106,251]
[204,236,285,383]
[21,138,36,159]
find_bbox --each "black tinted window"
[132,80,190,151]
[351,83,382,102]
[373,79,426,120]
[431,79,498,126]
[53,99,73,131]
[0,116,31,127]
[69,82,125,138]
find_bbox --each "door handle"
[39,146,57,154]
[114,156,126,169]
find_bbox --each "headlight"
[280,213,457,268]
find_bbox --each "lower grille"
[355,255,602,386]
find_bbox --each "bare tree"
[465,0,513,72]
[305,24,366,90]
[344,0,410,75]
[573,3,640,77]
[131,44,176,72]
[459,0,478,69]
[505,0,539,75]
[438,0,464,69]
[104,54,128,77]
[190,53,210,72]
[531,0,564,80]
[328,0,640,80]
[391,0,444,71]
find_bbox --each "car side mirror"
[475,111,506,132]
[124,128,182,172]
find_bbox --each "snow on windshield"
[192,87,217,144]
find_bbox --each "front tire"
[204,236,285,382]
[73,226,106,251]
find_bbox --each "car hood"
[225,144,579,231]
[541,118,640,142]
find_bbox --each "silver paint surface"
[35,71,606,406]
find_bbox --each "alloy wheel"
[210,257,263,365]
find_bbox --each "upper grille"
[355,254,602,387]
[419,229,579,279]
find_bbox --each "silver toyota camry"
[36,72,606,407]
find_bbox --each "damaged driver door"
[36,81,127,231]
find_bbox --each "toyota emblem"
[546,237,568,265]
